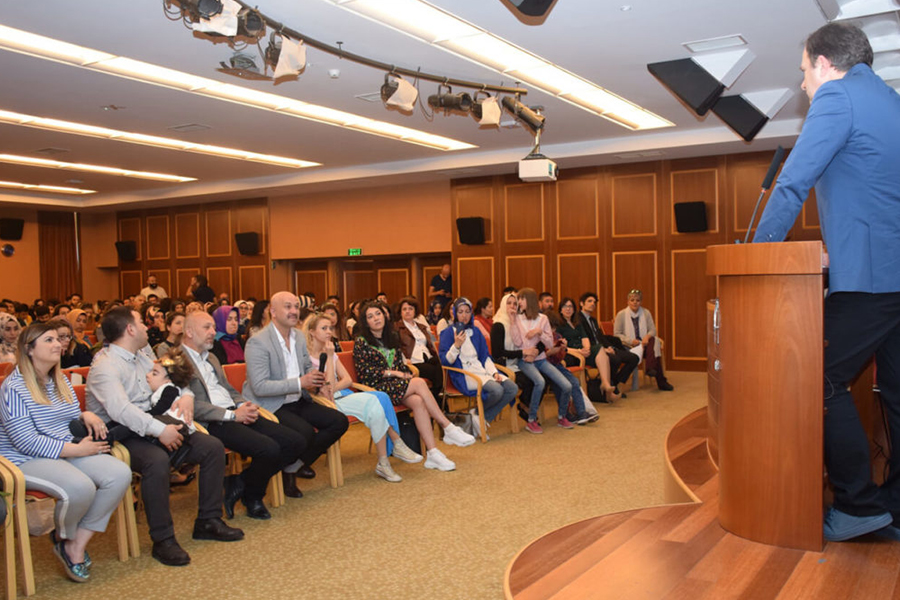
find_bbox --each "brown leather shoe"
[282,472,303,498]
[151,538,191,566]
[192,517,244,542]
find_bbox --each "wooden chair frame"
[441,365,520,442]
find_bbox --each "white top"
[149,383,196,433]
[140,285,168,299]
[443,329,503,390]
[276,328,302,405]
[403,320,431,363]
[183,345,236,418]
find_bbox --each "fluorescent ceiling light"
[0,180,95,195]
[323,0,673,131]
[0,154,196,182]
[0,109,318,168]
[683,35,747,54]
[0,24,475,152]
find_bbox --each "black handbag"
[443,411,475,437]
[396,411,422,455]
[586,377,610,404]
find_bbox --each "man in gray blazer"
[181,311,306,519]
[243,291,349,495]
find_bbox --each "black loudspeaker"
[0,218,24,241]
[456,217,485,245]
[673,202,709,233]
[712,95,769,142]
[234,232,260,255]
[115,240,137,262]
[647,58,725,116]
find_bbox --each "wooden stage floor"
[504,409,900,599]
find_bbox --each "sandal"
[52,540,89,583]
[50,530,90,568]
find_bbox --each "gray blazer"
[242,323,313,414]
[188,350,243,426]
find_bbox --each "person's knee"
[404,394,424,410]
[192,433,226,468]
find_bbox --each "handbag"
[586,377,610,404]
[396,411,422,455]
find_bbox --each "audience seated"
[439,298,518,439]
[1,312,21,364]
[491,292,535,417]
[140,274,167,300]
[241,292,349,496]
[395,297,443,396]
[579,292,639,393]
[304,313,421,482]
[181,311,305,519]
[613,290,674,391]
[353,300,474,471]
[538,292,555,314]
[0,322,131,583]
[557,297,621,402]
[545,312,598,424]
[86,306,243,567]
[425,298,443,327]
[211,306,245,365]
[246,300,270,339]
[53,318,92,369]
[143,306,166,348]
[472,297,493,345]
[154,312,184,358]
[435,301,454,338]
[320,302,349,352]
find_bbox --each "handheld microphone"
[318,353,327,373]
[743,145,785,244]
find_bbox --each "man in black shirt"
[428,264,453,310]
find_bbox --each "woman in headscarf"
[210,305,245,365]
[0,312,21,364]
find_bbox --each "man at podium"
[753,23,900,541]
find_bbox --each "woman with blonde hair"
[0,322,131,582]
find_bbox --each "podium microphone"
[743,145,785,244]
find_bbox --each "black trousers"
[274,400,349,468]
[584,345,639,386]
[824,291,900,517]
[206,418,306,502]
[414,356,444,396]
[122,432,225,543]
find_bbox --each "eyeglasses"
[629,289,642,295]
[57,334,72,341]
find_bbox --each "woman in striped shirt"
[0,322,131,583]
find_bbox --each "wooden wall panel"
[556,178,598,240]
[176,268,199,299]
[457,257,494,305]
[146,269,172,297]
[297,270,328,302]
[557,253,600,306]
[611,251,658,321]
[505,184,544,242]
[120,270,143,297]
[732,164,772,237]
[118,217,142,261]
[671,169,718,234]
[234,205,267,251]
[205,211,232,257]
[145,215,171,260]
[670,250,712,362]
[506,255,545,292]
[175,213,200,259]
[238,265,267,301]
[377,268,410,303]
[455,186,494,244]
[612,174,657,237]
[344,270,377,305]
[207,267,233,301]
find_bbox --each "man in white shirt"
[140,274,168,300]
[181,311,305,519]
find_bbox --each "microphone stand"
[743,188,768,244]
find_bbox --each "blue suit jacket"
[753,64,900,294]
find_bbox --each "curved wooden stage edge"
[503,408,900,599]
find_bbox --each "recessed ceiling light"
[0,24,476,152]
[0,153,197,182]
[0,108,318,169]
[0,180,95,194]
[683,35,748,54]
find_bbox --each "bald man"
[242,292,348,496]
[181,311,305,518]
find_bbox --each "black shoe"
[151,538,191,566]
[646,369,658,378]
[223,475,245,520]
[282,472,303,498]
[516,404,530,422]
[243,498,271,520]
[658,381,674,391]
[192,517,244,542]
[297,465,316,479]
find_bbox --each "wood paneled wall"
[451,150,820,371]
[117,199,269,302]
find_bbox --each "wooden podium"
[707,241,824,552]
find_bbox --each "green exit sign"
[348,248,363,256]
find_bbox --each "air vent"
[167,123,211,133]
[36,147,70,156]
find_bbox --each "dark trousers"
[274,400,349,468]
[640,337,669,386]
[122,432,225,542]
[206,419,306,502]
[414,356,444,396]
[824,291,900,517]
[606,347,639,385]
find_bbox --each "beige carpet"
[13,372,707,600]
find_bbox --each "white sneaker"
[392,438,423,464]
[443,424,476,447]
[469,409,489,441]
[424,448,456,471]
[375,459,402,483]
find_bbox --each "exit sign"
[348,248,362,256]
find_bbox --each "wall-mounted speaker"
[712,95,769,142]
[115,240,138,262]
[647,58,725,116]
[456,217,485,245]
[235,232,260,256]
[0,218,25,241]
[673,202,709,233]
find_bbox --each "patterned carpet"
[10,372,707,600]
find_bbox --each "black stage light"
[381,74,399,103]
[237,8,265,38]
[428,85,473,112]
[501,96,545,132]
[264,33,282,70]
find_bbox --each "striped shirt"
[0,368,80,466]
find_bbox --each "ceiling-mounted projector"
[519,152,557,182]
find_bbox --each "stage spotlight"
[428,85,473,113]
[237,7,265,38]
[264,32,281,70]
[381,74,418,112]
[501,96,545,132]
[472,92,501,126]
[218,51,271,80]
[178,0,223,19]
